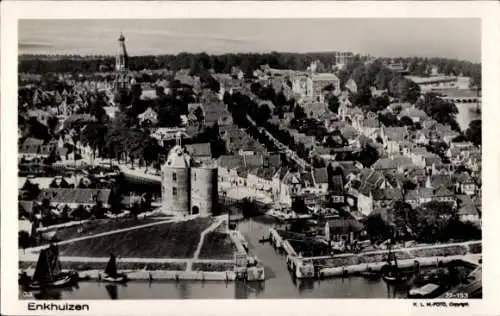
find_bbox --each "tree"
[416,93,459,130]
[292,197,308,214]
[403,180,417,192]
[365,214,391,243]
[44,148,61,165]
[193,106,204,124]
[465,119,481,146]
[47,116,59,135]
[130,201,142,218]
[378,112,400,127]
[91,200,105,219]
[327,94,340,114]
[293,105,306,121]
[356,144,380,168]
[400,116,414,127]
[257,103,272,124]
[368,95,390,113]
[19,231,33,252]
[389,77,421,104]
[21,180,41,200]
[351,85,372,106]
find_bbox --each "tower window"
[172,187,177,196]
[193,172,196,181]
[172,173,177,181]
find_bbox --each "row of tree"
[20,53,480,86]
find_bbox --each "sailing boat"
[28,244,75,290]
[102,253,128,283]
[381,244,408,284]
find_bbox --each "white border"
[2,2,500,316]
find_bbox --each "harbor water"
[22,217,408,299]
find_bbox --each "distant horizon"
[19,19,481,63]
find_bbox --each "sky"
[19,19,481,62]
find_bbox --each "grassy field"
[57,217,212,258]
[198,232,236,260]
[468,242,482,254]
[50,218,168,243]
[408,245,468,258]
[192,262,234,272]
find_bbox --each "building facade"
[161,136,218,216]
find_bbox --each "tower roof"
[118,33,125,42]
[163,145,191,169]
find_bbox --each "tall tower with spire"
[114,33,131,103]
[116,33,128,71]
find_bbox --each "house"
[35,188,112,209]
[19,138,45,159]
[203,102,233,127]
[272,168,297,207]
[329,174,345,203]
[307,73,340,102]
[357,190,374,216]
[247,166,277,191]
[263,154,281,168]
[27,109,54,126]
[217,154,264,186]
[137,107,158,126]
[312,168,329,194]
[433,185,456,206]
[373,188,403,207]
[380,126,408,154]
[372,156,414,173]
[325,219,364,243]
[404,187,434,207]
[352,117,380,136]
[345,78,358,94]
[454,173,478,196]
[338,104,363,122]
[339,125,360,142]
[185,143,212,161]
[302,102,329,119]
[409,146,434,168]
[398,107,428,123]
[456,195,480,223]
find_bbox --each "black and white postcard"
[1,2,499,316]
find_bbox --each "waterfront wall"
[269,228,482,279]
[318,254,482,278]
[22,268,237,281]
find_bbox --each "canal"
[23,216,408,299]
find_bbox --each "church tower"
[114,33,131,102]
[116,33,128,71]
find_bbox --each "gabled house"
[456,195,480,223]
[137,107,158,126]
[185,143,212,161]
[433,185,456,206]
[36,188,112,210]
[454,173,478,196]
[247,166,277,192]
[312,168,329,194]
